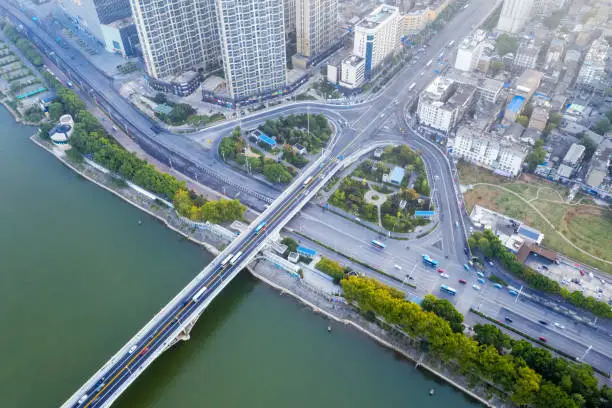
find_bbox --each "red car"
[539,336,547,342]
[437,268,445,273]
[140,346,149,355]
[579,270,585,276]
[458,279,467,284]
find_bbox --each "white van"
[77,394,88,405]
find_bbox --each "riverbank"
[30,134,223,256]
[250,261,501,407]
[31,134,501,407]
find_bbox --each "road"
[14,0,611,400]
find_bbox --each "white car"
[553,322,565,329]
[440,273,450,279]
[472,284,481,291]
[128,345,138,354]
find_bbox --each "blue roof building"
[297,246,316,258]
[257,132,277,147]
[390,166,405,185]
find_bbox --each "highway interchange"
[1,0,610,404]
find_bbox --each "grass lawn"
[464,183,612,274]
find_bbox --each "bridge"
[61,144,381,408]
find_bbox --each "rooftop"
[342,55,365,67]
[356,5,398,30]
[563,143,586,165]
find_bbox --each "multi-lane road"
[7,0,610,400]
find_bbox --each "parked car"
[493,283,502,289]
[458,279,467,284]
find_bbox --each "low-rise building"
[477,78,504,103]
[562,143,585,167]
[454,29,489,72]
[528,106,549,131]
[450,126,527,176]
[149,70,200,97]
[514,41,541,71]
[586,139,612,191]
[417,77,476,133]
[339,55,366,89]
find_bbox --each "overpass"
[61,143,383,408]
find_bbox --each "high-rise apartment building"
[576,36,609,90]
[295,0,338,59]
[496,0,534,33]
[216,0,287,101]
[59,0,136,55]
[131,0,220,81]
[284,0,296,35]
[353,5,400,79]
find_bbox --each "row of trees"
[172,189,244,223]
[3,25,44,67]
[341,276,608,408]
[474,324,610,408]
[380,188,431,233]
[341,276,544,406]
[42,87,244,223]
[258,113,331,153]
[469,230,612,317]
[315,257,349,284]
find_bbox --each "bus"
[255,221,267,233]
[425,59,433,67]
[408,82,416,91]
[229,251,243,265]
[422,254,439,267]
[371,240,386,250]
[440,285,457,296]
[192,286,208,302]
[221,253,233,266]
[303,176,313,186]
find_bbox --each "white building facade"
[576,36,609,90]
[454,29,488,72]
[496,0,534,34]
[216,0,287,101]
[130,0,220,80]
[353,5,400,79]
[339,55,366,89]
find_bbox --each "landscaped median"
[342,276,611,408]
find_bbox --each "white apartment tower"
[576,36,609,90]
[215,0,287,101]
[296,0,338,58]
[454,30,488,72]
[130,0,220,80]
[353,5,400,79]
[496,0,534,34]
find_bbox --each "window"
[113,40,121,50]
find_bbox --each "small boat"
[429,388,435,396]
[327,325,332,333]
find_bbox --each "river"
[0,106,480,408]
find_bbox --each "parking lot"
[525,255,612,304]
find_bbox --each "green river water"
[0,107,480,408]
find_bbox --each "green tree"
[153,92,167,104]
[315,257,346,284]
[263,162,293,183]
[421,294,464,333]
[496,34,519,56]
[593,118,611,135]
[473,324,512,351]
[516,115,530,127]
[48,102,64,121]
[489,60,505,75]
[525,139,547,171]
[281,237,298,255]
[578,134,597,161]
